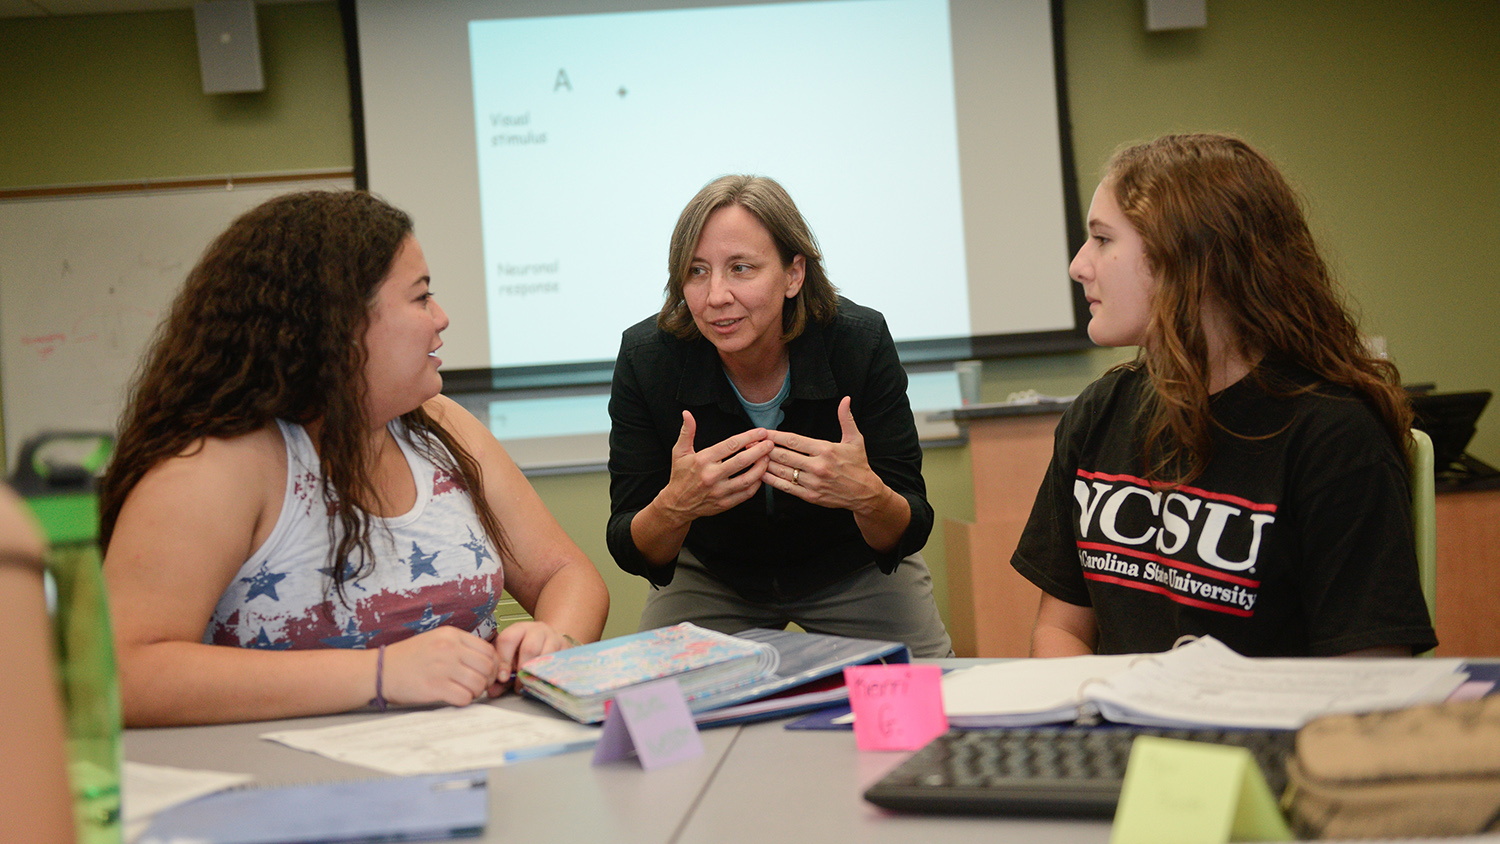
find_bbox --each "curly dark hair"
[1105,133,1410,484]
[99,190,509,602]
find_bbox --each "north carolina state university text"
[1076,549,1258,613]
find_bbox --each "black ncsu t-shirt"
[1012,361,1437,657]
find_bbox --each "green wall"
[0,3,349,184]
[2,0,1495,639]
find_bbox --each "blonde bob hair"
[658,174,838,341]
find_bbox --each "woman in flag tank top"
[101,191,609,726]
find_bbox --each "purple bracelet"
[370,644,387,711]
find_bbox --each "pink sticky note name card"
[591,677,704,770]
[844,663,948,751]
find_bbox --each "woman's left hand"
[764,396,886,513]
[489,620,577,695]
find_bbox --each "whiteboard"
[0,176,353,471]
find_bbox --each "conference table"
[124,661,1111,844]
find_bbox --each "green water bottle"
[48,544,122,844]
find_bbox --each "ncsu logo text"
[1071,470,1275,617]
[1073,470,1275,572]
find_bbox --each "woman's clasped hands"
[661,411,774,520]
[661,395,884,521]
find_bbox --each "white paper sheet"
[259,703,601,775]
[122,761,254,843]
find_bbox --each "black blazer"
[606,297,933,602]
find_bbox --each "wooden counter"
[1435,486,1500,656]
[938,402,1066,657]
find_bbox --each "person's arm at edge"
[628,492,694,568]
[1031,592,1098,657]
[605,339,684,579]
[0,485,75,844]
[845,317,931,561]
[1294,418,1434,659]
[427,397,610,676]
[850,481,911,554]
[625,408,695,568]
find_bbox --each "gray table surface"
[124,665,1113,844]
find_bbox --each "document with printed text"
[260,703,600,775]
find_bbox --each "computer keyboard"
[863,725,1295,817]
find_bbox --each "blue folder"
[138,769,488,844]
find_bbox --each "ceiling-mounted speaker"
[1145,0,1207,31]
[194,0,265,94]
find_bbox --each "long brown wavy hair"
[99,190,509,603]
[1106,133,1410,484]
[658,174,839,342]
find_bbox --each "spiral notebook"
[136,769,488,844]
[519,622,780,723]
[939,637,1466,730]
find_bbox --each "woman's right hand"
[658,411,773,522]
[379,626,502,707]
[629,412,773,567]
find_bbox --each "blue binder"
[138,769,488,844]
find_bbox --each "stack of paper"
[520,622,780,723]
[941,637,1469,730]
[1085,637,1468,729]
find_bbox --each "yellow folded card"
[1111,736,1293,844]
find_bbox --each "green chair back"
[1409,429,1437,630]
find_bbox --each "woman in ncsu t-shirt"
[1011,133,1436,658]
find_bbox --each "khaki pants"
[638,548,954,658]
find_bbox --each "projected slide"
[469,0,968,369]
